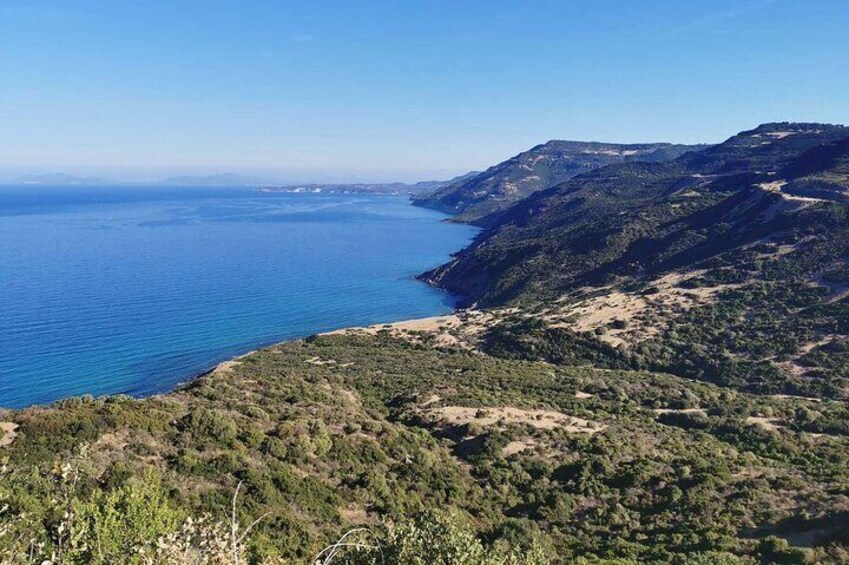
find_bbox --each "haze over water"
[0,186,477,408]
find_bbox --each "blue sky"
[0,0,847,182]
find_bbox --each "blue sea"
[0,186,478,408]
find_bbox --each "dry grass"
[652,408,707,416]
[543,270,737,346]
[501,439,538,457]
[421,405,605,434]
[322,309,514,350]
[0,422,18,448]
[746,416,785,432]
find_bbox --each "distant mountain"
[413,141,706,221]
[425,122,849,306]
[11,172,111,185]
[159,173,267,187]
[422,122,849,398]
[9,122,849,565]
[265,172,478,197]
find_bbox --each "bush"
[331,511,549,565]
[70,474,183,564]
[185,409,239,446]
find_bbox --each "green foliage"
[413,140,699,221]
[3,332,848,562]
[334,511,549,565]
[8,122,849,563]
[184,408,239,446]
[424,123,849,402]
[70,475,182,564]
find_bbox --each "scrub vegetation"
[3,123,849,563]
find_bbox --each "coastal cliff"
[3,123,849,564]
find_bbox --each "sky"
[0,0,847,183]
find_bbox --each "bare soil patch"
[544,270,737,346]
[424,405,605,434]
[747,416,785,432]
[0,422,18,447]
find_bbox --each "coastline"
[0,190,478,410]
[0,309,468,416]
[199,311,470,382]
[197,306,510,388]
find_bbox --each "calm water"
[0,186,477,408]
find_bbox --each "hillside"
[422,123,849,304]
[413,141,703,222]
[4,123,849,564]
[3,332,849,563]
[422,123,849,398]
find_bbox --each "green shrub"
[70,474,182,564]
[185,408,239,445]
[332,511,549,565]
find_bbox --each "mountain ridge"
[413,140,707,221]
[4,122,849,564]
[419,122,849,401]
[423,122,849,304]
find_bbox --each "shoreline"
[174,306,509,400]
[0,310,466,415]
[201,307,506,381]
[1,191,477,412]
[0,303,473,414]
[198,311,469,381]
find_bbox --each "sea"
[0,185,478,408]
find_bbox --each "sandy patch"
[385,315,461,333]
[550,290,650,347]
[305,356,335,366]
[768,394,822,403]
[0,422,18,447]
[758,180,827,204]
[652,408,707,416]
[421,394,442,407]
[544,270,734,346]
[212,359,242,374]
[502,439,538,456]
[424,405,605,434]
[775,335,842,378]
[305,356,355,368]
[765,131,797,139]
[775,360,811,377]
[747,416,784,432]
[210,349,258,376]
[575,391,594,399]
[324,309,510,349]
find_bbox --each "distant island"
[5,172,265,187]
[10,172,113,185]
[264,172,478,196]
[3,172,480,194]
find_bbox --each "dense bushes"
[2,334,848,562]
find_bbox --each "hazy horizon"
[0,167,472,186]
